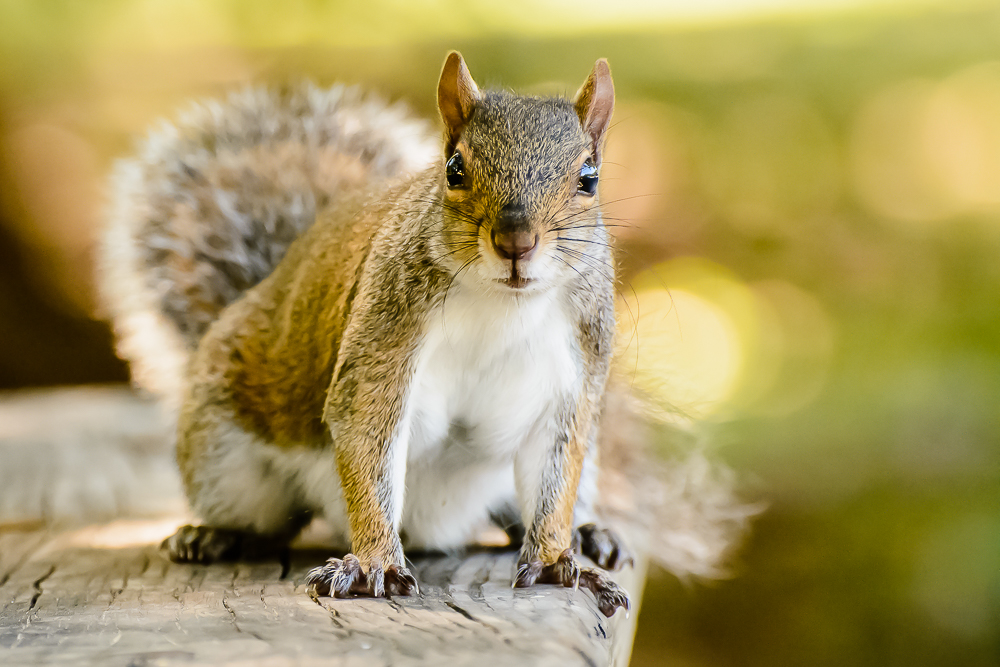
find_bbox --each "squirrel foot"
[162,525,244,563]
[306,553,419,598]
[513,548,630,618]
[579,568,631,618]
[573,523,634,571]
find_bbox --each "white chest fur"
[408,285,580,464]
[398,285,581,548]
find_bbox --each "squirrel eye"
[578,160,598,196]
[445,151,466,189]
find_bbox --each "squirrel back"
[101,84,436,404]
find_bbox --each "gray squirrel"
[99,52,749,618]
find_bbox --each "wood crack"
[0,533,47,589]
[27,565,55,613]
[575,646,598,667]
[221,592,241,633]
[444,599,503,637]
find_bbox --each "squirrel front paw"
[513,549,630,618]
[306,553,418,598]
[573,523,634,571]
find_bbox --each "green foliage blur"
[1,1,997,665]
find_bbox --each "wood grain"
[0,387,645,666]
[0,525,643,666]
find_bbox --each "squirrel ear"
[573,59,615,165]
[438,51,481,151]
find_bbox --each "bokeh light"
[618,258,836,420]
[853,62,1000,226]
[617,259,747,418]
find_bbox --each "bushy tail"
[100,84,437,405]
[599,383,760,579]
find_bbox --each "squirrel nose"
[491,229,538,261]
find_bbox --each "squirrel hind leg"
[180,404,323,537]
[488,501,634,571]
[572,523,634,572]
[163,524,244,563]
[488,500,526,547]
[163,509,313,564]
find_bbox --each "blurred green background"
[1,1,998,665]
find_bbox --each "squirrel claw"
[573,523,634,571]
[513,549,630,617]
[162,524,243,564]
[385,565,419,596]
[305,554,362,597]
[306,554,418,598]
[514,549,580,589]
[550,549,582,589]
[512,559,544,588]
[579,568,630,618]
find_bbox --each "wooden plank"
[0,387,645,665]
[0,386,182,528]
[0,530,50,585]
[0,521,641,666]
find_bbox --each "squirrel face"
[434,53,615,295]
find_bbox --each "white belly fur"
[400,284,580,549]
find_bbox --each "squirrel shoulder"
[189,170,448,445]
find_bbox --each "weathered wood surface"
[0,523,643,666]
[0,387,644,666]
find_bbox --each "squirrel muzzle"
[490,204,539,287]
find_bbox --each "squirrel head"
[434,52,615,295]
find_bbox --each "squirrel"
[100,52,633,617]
